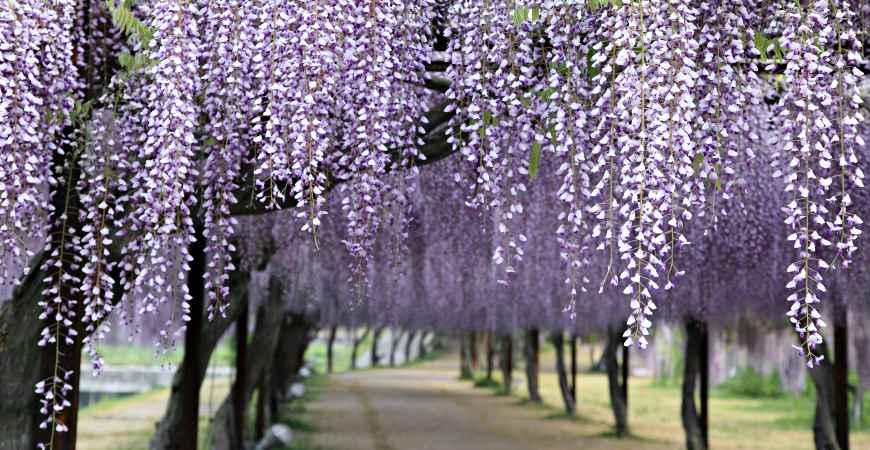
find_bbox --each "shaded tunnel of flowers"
[0,1,868,450]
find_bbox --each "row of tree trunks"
[209,278,296,450]
[549,332,576,416]
[681,318,709,450]
[604,325,630,437]
[500,335,514,395]
[525,329,541,403]
[149,270,251,450]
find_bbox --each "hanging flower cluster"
[777,0,865,367]
[1,2,866,443]
[445,0,865,356]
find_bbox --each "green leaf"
[512,5,529,25]
[529,142,542,179]
[692,153,704,176]
[537,87,556,101]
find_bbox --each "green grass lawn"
[88,341,234,367]
[472,344,870,450]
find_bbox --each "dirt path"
[307,357,672,450]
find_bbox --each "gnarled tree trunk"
[149,272,250,450]
[0,254,52,450]
[272,312,314,404]
[209,279,287,450]
[549,332,575,416]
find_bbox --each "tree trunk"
[326,326,337,374]
[460,333,473,379]
[570,334,578,401]
[371,326,384,367]
[232,301,249,450]
[178,222,207,450]
[833,305,849,450]
[500,335,513,395]
[549,332,575,416]
[418,330,429,358]
[852,384,864,427]
[0,254,51,450]
[148,254,251,450]
[805,338,840,450]
[405,330,417,364]
[604,325,629,437]
[350,327,370,370]
[525,329,541,403]
[485,333,495,381]
[681,318,708,450]
[389,329,402,367]
[255,372,270,442]
[622,344,630,411]
[209,280,287,450]
[469,331,478,371]
[271,313,314,403]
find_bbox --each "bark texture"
[0,255,50,450]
